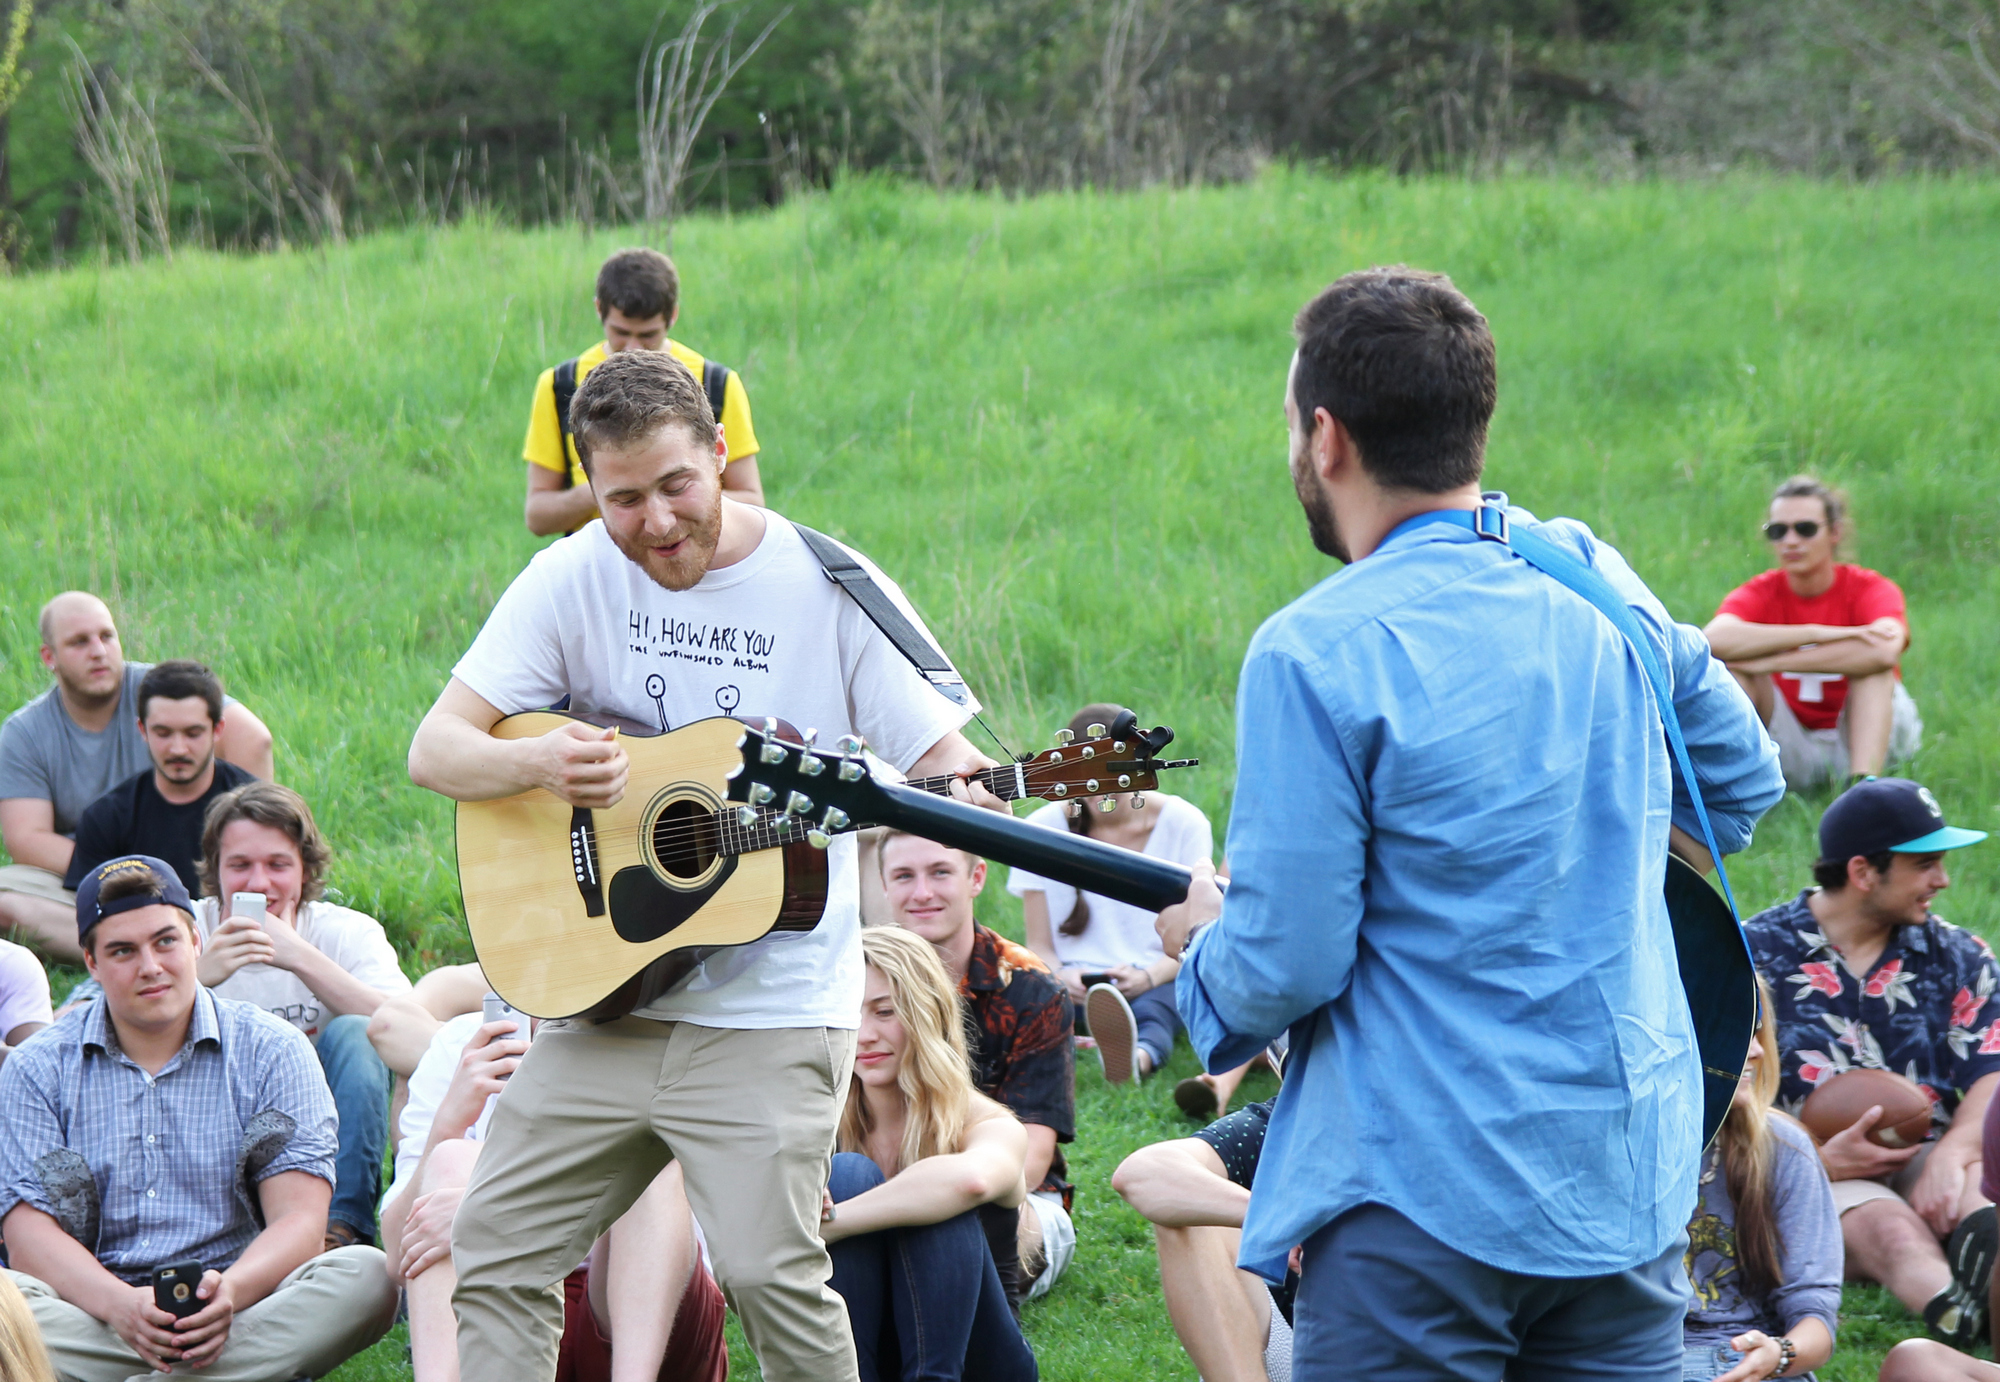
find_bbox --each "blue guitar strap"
[1399,496,1742,924]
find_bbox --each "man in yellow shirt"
[521,247,763,534]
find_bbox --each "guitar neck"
[906,763,1030,802]
[867,781,1192,912]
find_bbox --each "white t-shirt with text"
[0,940,53,1038]
[450,514,974,1030]
[194,897,412,1042]
[1005,794,1213,972]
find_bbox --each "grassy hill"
[3,170,1998,1378]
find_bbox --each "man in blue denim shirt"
[0,855,396,1381]
[1158,268,1784,1380]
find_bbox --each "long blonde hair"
[1718,975,1787,1301]
[0,1273,56,1382]
[840,927,973,1174]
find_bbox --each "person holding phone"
[0,856,395,1380]
[1007,705,1216,1090]
[191,783,412,1253]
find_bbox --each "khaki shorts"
[1830,1140,1933,1215]
[0,864,73,907]
[1769,681,1923,789]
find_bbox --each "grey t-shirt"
[1684,1114,1842,1354]
[0,663,157,838]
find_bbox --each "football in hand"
[1798,1067,1934,1148]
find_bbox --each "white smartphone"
[229,892,268,926]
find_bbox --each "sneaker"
[1932,1205,2000,1345]
[1086,984,1139,1085]
[1174,1075,1220,1120]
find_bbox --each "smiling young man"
[0,855,395,1382]
[191,782,412,1252]
[0,594,274,961]
[411,348,1002,1382]
[1704,476,1921,789]
[63,661,256,895]
[521,247,764,536]
[1745,778,1997,1344]
[879,829,1077,1302]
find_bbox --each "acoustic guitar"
[731,724,1755,1149]
[457,709,1197,1020]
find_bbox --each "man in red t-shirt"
[1706,476,1922,788]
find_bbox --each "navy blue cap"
[1819,778,1988,863]
[74,855,197,945]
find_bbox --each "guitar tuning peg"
[785,791,815,816]
[1117,774,1132,789]
[737,805,759,827]
[838,734,864,755]
[806,829,831,849]
[1086,722,1106,737]
[748,783,776,806]
[760,741,788,765]
[1085,778,1100,794]
[801,728,819,749]
[762,717,778,735]
[1112,740,1127,754]
[821,806,850,832]
[1131,794,1146,811]
[1099,796,1117,813]
[838,759,866,783]
[799,754,825,777]
[1055,728,1074,746]
[1067,800,1083,818]
[1052,783,1069,798]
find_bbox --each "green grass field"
[4,169,1999,1378]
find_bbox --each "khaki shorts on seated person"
[0,864,74,907]
[1831,1140,1934,1216]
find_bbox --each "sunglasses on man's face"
[1763,521,1822,541]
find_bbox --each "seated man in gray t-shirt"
[0,593,273,961]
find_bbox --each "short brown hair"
[596,248,680,323]
[1771,475,1846,530]
[875,829,976,878]
[1292,266,1496,494]
[569,349,719,475]
[199,782,332,902]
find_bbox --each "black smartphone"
[1079,972,1115,989]
[152,1260,205,1320]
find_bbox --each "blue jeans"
[1681,1344,1746,1381]
[1292,1202,1687,1381]
[1129,979,1182,1070]
[827,1152,1037,1382]
[318,1014,390,1242]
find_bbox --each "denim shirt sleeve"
[1179,645,1366,1073]
[1563,523,1783,855]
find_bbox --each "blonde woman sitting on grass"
[0,1273,55,1382]
[822,927,1039,1382]
[1682,979,1840,1381]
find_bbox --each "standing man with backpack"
[521,247,764,535]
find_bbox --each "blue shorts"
[1292,1202,1688,1382]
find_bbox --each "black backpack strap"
[792,524,970,706]
[701,359,731,433]
[550,357,581,489]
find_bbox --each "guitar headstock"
[728,721,882,847]
[1008,711,1197,815]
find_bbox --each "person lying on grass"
[1680,979,1839,1382]
[381,1007,726,1382]
[1112,1095,1295,1382]
[822,925,1037,1382]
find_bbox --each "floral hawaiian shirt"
[960,925,1075,1201]
[1745,890,2000,1129]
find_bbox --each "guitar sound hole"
[652,801,721,881]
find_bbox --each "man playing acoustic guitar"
[408,349,1003,1382]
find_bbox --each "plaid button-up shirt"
[0,988,335,1280]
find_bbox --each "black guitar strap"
[553,355,731,487]
[792,524,971,706]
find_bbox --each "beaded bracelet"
[1767,1336,1796,1379]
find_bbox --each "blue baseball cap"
[74,855,197,947]
[1819,778,1989,863]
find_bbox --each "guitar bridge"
[570,807,605,917]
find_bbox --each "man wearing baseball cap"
[1744,780,1996,1345]
[0,855,396,1381]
